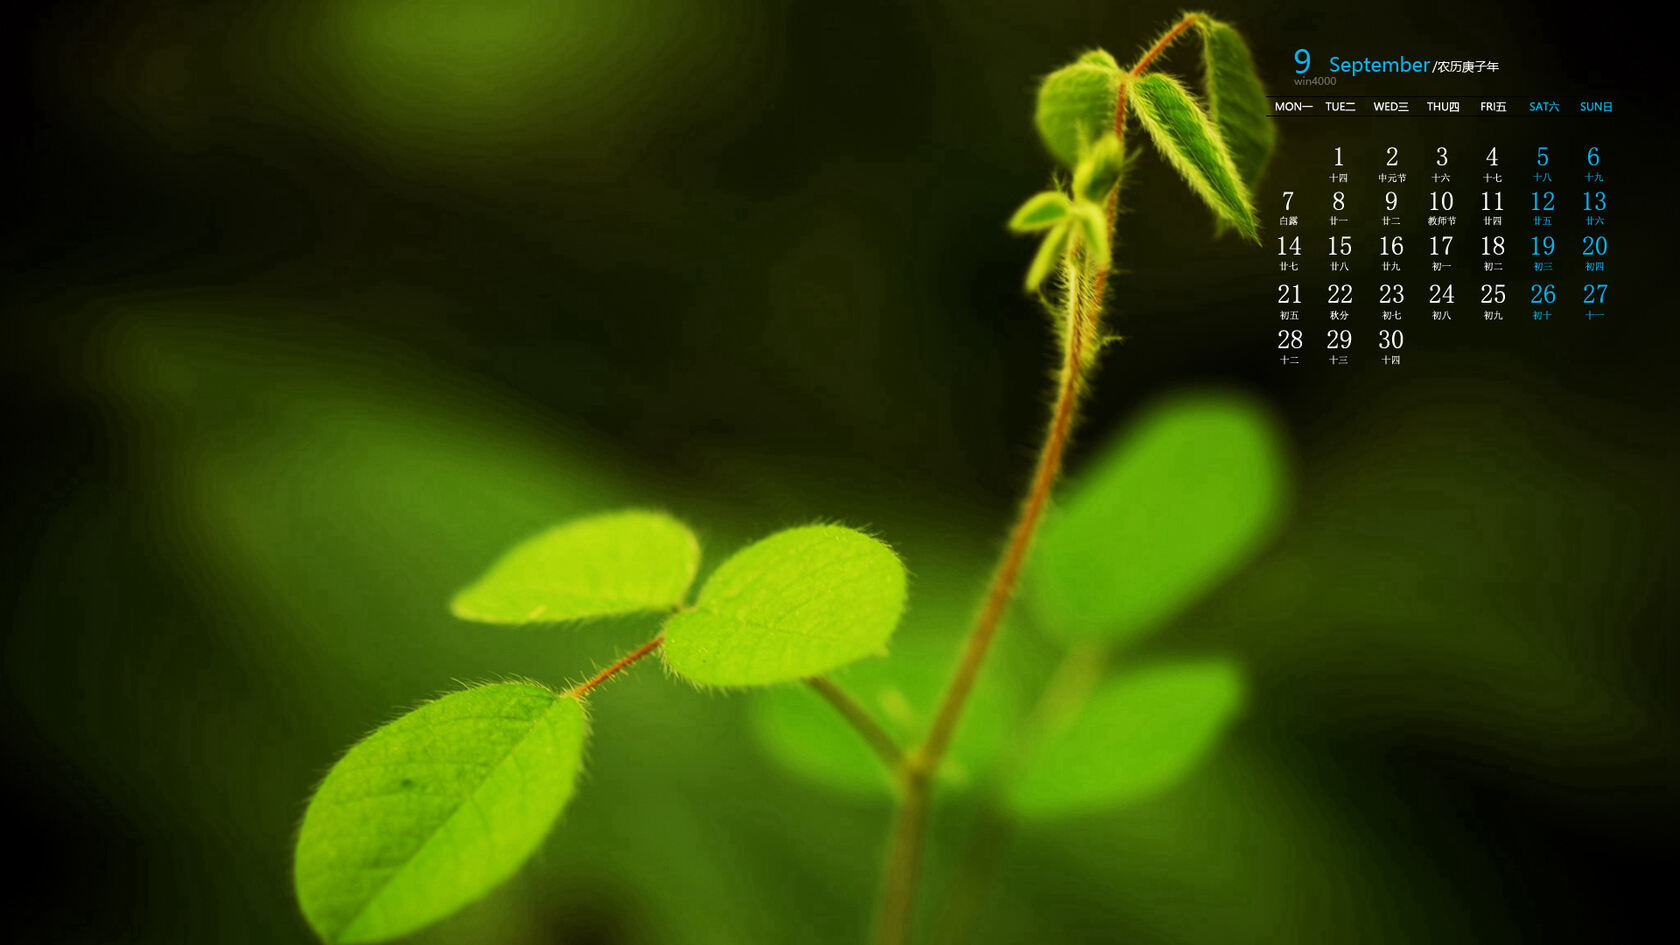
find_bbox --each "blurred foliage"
[1030,392,1287,645]
[1008,659,1244,818]
[1034,51,1122,168]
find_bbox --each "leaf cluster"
[294,390,1288,941]
[1007,135,1124,292]
[296,513,906,942]
[1011,13,1275,290]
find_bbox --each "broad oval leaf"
[451,509,699,624]
[295,684,588,943]
[1199,18,1276,195]
[1128,72,1258,241]
[1009,659,1243,818]
[1030,392,1287,645]
[1034,54,1121,168]
[661,525,907,686]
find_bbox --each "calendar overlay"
[1264,96,1613,367]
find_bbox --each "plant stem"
[569,634,662,698]
[929,805,1015,945]
[922,299,1091,770]
[1133,13,1201,77]
[876,761,930,945]
[871,19,1202,942]
[1115,13,1202,161]
[808,676,906,769]
[914,6,1200,788]
[875,263,1099,945]
[933,642,1112,944]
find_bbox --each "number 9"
[1295,49,1311,74]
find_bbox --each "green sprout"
[291,12,1281,945]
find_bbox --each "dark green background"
[3,0,1672,942]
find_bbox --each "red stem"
[570,634,663,697]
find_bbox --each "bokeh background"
[3,0,1672,942]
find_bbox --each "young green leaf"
[1198,18,1276,195]
[1024,221,1071,293]
[1072,134,1125,203]
[295,684,588,943]
[1029,392,1287,645]
[1077,49,1120,70]
[1008,191,1073,233]
[450,509,699,624]
[1128,72,1257,240]
[661,525,907,687]
[1069,201,1110,269]
[1009,659,1244,818]
[1034,52,1122,168]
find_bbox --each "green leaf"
[295,684,588,943]
[1030,392,1287,645]
[1024,221,1070,292]
[1010,659,1243,818]
[1127,72,1258,241]
[661,525,907,687]
[1198,18,1276,196]
[1077,49,1120,70]
[1072,133,1125,203]
[451,509,699,624]
[1008,191,1073,233]
[1034,53,1122,168]
[1069,201,1109,268]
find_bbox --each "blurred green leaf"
[1010,659,1243,818]
[1029,392,1287,645]
[450,509,699,624]
[1077,49,1120,69]
[1008,191,1073,233]
[1073,133,1125,203]
[1070,201,1110,268]
[1128,73,1257,241]
[295,683,587,943]
[662,525,906,687]
[1035,53,1122,168]
[1025,221,1071,293]
[1198,18,1276,198]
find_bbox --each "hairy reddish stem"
[876,259,1098,945]
[1116,14,1201,150]
[569,634,662,698]
[873,17,1203,944]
